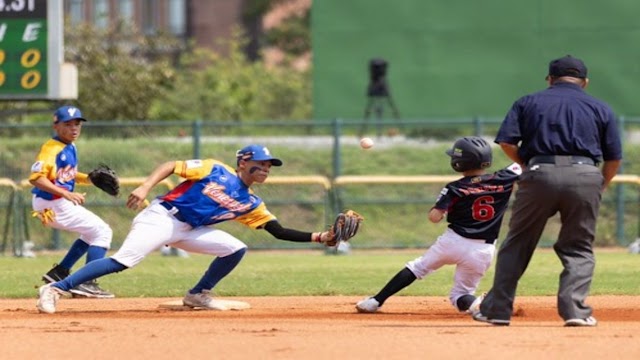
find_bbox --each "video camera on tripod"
[361,58,401,137]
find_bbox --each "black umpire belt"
[159,201,186,222]
[528,155,598,167]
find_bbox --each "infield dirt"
[1,295,639,359]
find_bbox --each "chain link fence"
[1,117,639,255]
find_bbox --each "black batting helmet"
[445,137,492,172]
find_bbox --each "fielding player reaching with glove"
[37,144,357,313]
[29,106,115,299]
[356,137,521,314]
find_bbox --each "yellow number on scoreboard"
[21,70,41,89]
[21,49,41,68]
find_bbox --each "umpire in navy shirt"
[473,55,622,327]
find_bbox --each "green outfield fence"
[1,117,639,254]
[312,0,640,120]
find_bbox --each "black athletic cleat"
[70,280,115,299]
[472,312,510,326]
[42,263,70,284]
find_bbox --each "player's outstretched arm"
[126,161,176,209]
[262,210,363,247]
[262,221,335,245]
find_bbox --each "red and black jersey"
[434,163,522,242]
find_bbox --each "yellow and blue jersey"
[161,159,277,229]
[29,137,89,200]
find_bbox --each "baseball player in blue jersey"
[30,106,114,299]
[356,137,521,314]
[37,144,336,313]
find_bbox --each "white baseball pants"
[405,228,495,309]
[111,200,247,268]
[32,195,112,249]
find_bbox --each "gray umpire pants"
[480,162,603,321]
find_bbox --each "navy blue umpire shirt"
[495,81,622,165]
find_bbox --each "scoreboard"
[0,0,74,100]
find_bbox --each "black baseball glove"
[88,164,120,196]
[326,209,364,246]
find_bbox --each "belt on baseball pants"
[159,201,186,222]
[528,155,597,167]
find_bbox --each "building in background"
[63,0,245,55]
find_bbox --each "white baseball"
[360,137,374,149]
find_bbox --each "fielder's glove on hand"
[314,209,364,247]
[88,164,120,196]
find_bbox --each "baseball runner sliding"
[356,137,521,314]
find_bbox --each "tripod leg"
[361,97,375,137]
[374,98,384,137]
[386,96,402,132]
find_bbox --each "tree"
[149,30,311,122]
[64,20,179,121]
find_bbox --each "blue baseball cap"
[53,106,87,123]
[236,144,283,166]
[548,55,587,79]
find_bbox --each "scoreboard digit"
[0,0,67,99]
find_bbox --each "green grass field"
[1,248,638,298]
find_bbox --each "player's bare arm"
[428,208,445,223]
[29,176,85,205]
[602,159,622,190]
[126,161,176,209]
[498,142,523,166]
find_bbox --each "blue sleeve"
[495,99,524,145]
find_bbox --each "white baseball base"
[159,299,251,311]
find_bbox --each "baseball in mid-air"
[360,137,374,149]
